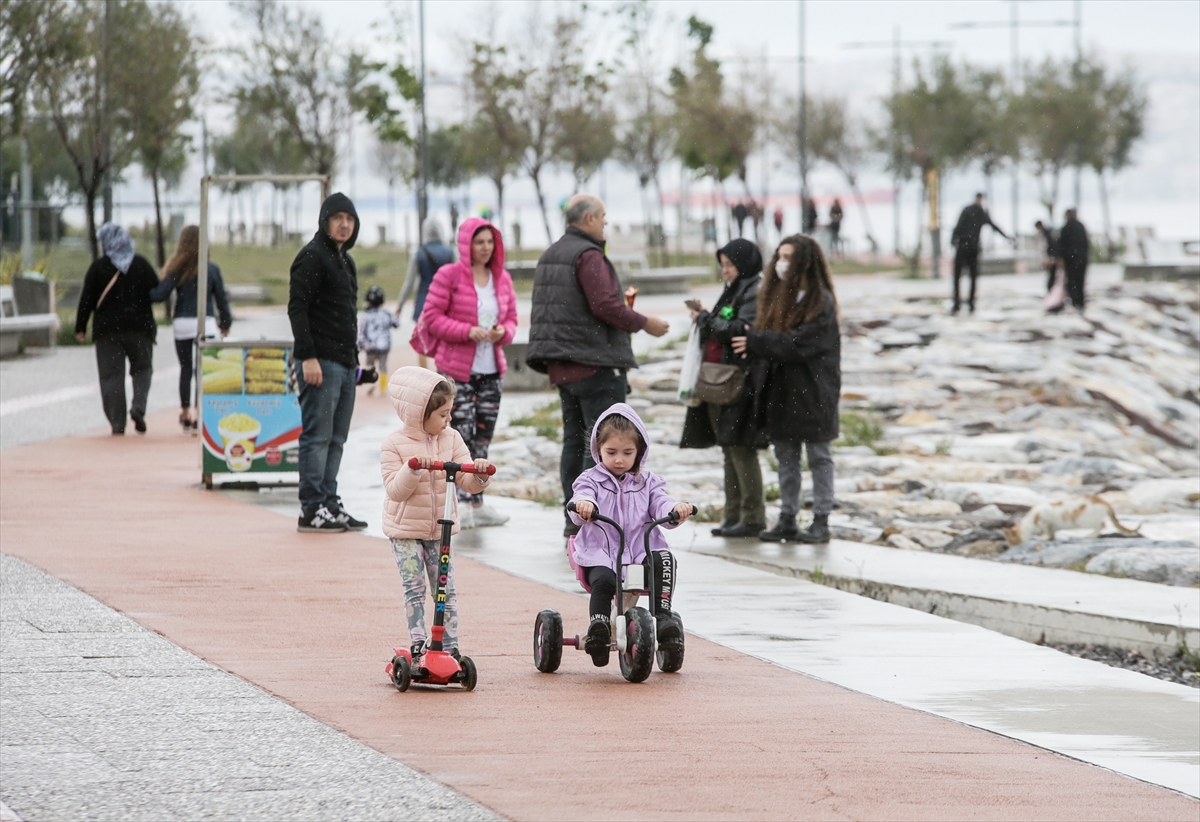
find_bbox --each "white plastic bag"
[677,323,703,406]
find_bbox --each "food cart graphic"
[200,340,301,487]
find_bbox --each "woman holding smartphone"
[680,238,766,537]
[420,217,518,528]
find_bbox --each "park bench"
[1124,237,1199,281]
[0,278,60,358]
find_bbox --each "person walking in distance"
[396,218,455,368]
[74,223,160,435]
[150,225,234,432]
[950,193,1012,314]
[526,194,670,536]
[288,192,369,533]
[1035,220,1059,293]
[828,199,844,259]
[1058,209,1090,312]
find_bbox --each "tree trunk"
[152,168,165,267]
[653,176,668,267]
[531,170,553,247]
[1097,168,1113,257]
[494,175,505,231]
[85,187,99,260]
[844,172,877,255]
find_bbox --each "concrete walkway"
[4,413,1197,820]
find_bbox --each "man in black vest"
[950,192,1012,314]
[1057,208,1090,311]
[527,194,669,535]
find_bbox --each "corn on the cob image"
[246,380,287,395]
[203,369,244,394]
[245,359,286,375]
[216,349,244,363]
[203,356,241,375]
[246,347,286,358]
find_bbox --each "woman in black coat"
[680,238,766,538]
[732,234,841,543]
[75,224,159,435]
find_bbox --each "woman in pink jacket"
[419,217,518,528]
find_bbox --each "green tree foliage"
[126,2,199,266]
[464,41,525,225]
[230,0,374,177]
[669,16,756,192]
[882,55,984,179]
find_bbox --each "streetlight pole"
[798,0,807,216]
[418,0,429,232]
[951,5,1075,245]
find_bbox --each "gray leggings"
[775,440,834,518]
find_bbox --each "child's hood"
[589,403,651,473]
[388,366,446,432]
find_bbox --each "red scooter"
[385,458,495,692]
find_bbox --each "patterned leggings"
[391,538,458,650]
[448,372,502,503]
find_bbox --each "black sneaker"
[448,647,461,661]
[297,505,348,533]
[410,640,425,660]
[795,514,831,544]
[130,409,147,434]
[584,616,611,667]
[334,510,368,531]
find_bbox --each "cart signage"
[201,344,301,476]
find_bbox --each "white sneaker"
[471,502,510,528]
[457,503,476,530]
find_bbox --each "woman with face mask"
[680,238,767,538]
[731,235,841,543]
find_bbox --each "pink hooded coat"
[381,366,489,541]
[420,217,519,382]
[567,403,681,573]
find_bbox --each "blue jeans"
[297,358,356,516]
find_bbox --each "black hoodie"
[288,193,360,367]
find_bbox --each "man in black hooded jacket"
[288,192,367,533]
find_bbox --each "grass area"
[835,411,899,455]
[510,401,563,442]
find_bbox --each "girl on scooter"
[568,403,693,666]
[381,367,494,660]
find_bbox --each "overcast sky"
[112,0,1199,250]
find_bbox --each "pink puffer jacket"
[421,217,519,382]
[381,366,489,541]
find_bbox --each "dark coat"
[150,261,233,330]
[75,254,159,341]
[951,203,1007,255]
[526,226,637,373]
[746,294,841,444]
[680,271,765,450]
[1058,218,1089,270]
[288,192,360,367]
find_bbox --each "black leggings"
[174,338,195,408]
[584,551,677,620]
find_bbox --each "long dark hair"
[755,234,837,332]
[162,225,203,284]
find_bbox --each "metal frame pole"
[194,176,210,421]
[798,0,807,215]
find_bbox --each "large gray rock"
[997,537,1197,570]
[1085,545,1200,586]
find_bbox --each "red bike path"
[2,409,1196,821]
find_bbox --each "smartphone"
[684,299,701,311]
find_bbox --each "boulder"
[896,499,963,518]
[1085,545,1200,586]
[887,533,923,551]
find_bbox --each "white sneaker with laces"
[456,503,475,530]
[471,502,510,527]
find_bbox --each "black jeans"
[585,566,617,619]
[558,367,627,505]
[952,249,979,311]
[296,359,356,517]
[1065,264,1087,309]
[95,332,154,433]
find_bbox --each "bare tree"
[464,40,524,227]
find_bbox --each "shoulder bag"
[694,362,745,406]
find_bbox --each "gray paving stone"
[0,554,498,822]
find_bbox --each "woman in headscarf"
[75,223,160,435]
[679,238,767,538]
[151,225,233,432]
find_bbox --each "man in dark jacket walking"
[1035,219,1059,293]
[1057,209,1090,311]
[288,192,367,533]
[950,193,1012,314]
[527,194,669,535]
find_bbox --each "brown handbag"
[693,362,745,405]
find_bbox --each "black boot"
[796,514,831,544]
[584,616,611,667]
[758,515,800,542]
[710,518,737,537]
[656,611,683,644]
[721,521,765,538]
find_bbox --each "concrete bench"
[1125,238,1200,281]
[0,283,60,358]
[502,328,551,392]
[225,284,273,303]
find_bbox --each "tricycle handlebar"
[407,458,496,475]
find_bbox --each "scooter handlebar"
[407,458,496,475]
